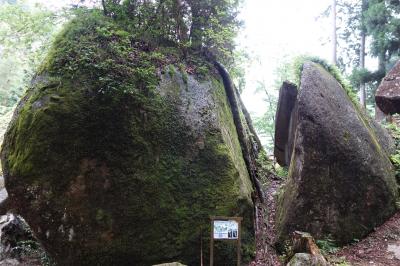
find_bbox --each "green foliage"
[0,1,60,107]
[333,259,351,266]
[318,0,363,72]
[41,10,168,97]
[391,153,400,179]
[316,236,340,256]
[253,56,295,152]
[15,240,55,266]
[0,1,64,149]
[276,166,288,178]
[256,150,287,179]
[292,55,359,104]
[364,0,400,66]
[253,98,276,152]
[256,150,274,175]
[319,0,400,110]
[77,0,243,67]
[386,121,400,182]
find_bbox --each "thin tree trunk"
[359,0,367,108]
[359,28,366,107]
[332,0,337,65]
[378,51,386,74]
[101,0,108,16]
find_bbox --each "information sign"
[213,220,239,239]
[209,216,242,266]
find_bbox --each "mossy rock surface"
[1,12,254,266]
[276,62,398,246]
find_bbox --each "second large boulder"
[276,62,398,245]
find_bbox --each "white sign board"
[213,220,239,239]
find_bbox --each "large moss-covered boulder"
[276,62,398,246]
[0,12,255,265]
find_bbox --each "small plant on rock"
[386,122,400,183]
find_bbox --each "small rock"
[376,60,400,114]
[287,253,312,266]
[0,213,49,264]
[287,253,327,266]
[387,244,400,260]
[153,263,187,266]
[0,258,20,266]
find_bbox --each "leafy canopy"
[81,0,244,68]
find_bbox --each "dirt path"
[250,174,283,266]
[333,211,400,266]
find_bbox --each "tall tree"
[332,0,337,65]
[96,0,242,66]
[0,0,61,144]
[364,0,400,76]
[359,0,367,108]
[0,1,59,107]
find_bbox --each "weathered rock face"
[1,14,255,265]
[274,81,298,166]
[376,61,400,115]
[276,62,398,246]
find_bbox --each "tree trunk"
[359,0,366,108]
[332,0,337,65]
[214,61,264,203]
[175,0,188,43]
[101,0,108,16]
[378,51,386,74]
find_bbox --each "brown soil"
[250,173,283,266]
[248,173,400,266]
[332,211,400,266]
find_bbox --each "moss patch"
[291,56,358,104]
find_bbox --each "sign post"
[210,216,242,266]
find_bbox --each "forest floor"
[331,211,400,266]
[249,171,400,266]
[249,173,283,266]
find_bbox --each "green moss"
[291,56,359,105]
[167,65,176,78]
[343,130,351,142]
[2,11,255,266]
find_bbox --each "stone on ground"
[287,253,327,266]
[153,263,187,266]
[376,60,400,115]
